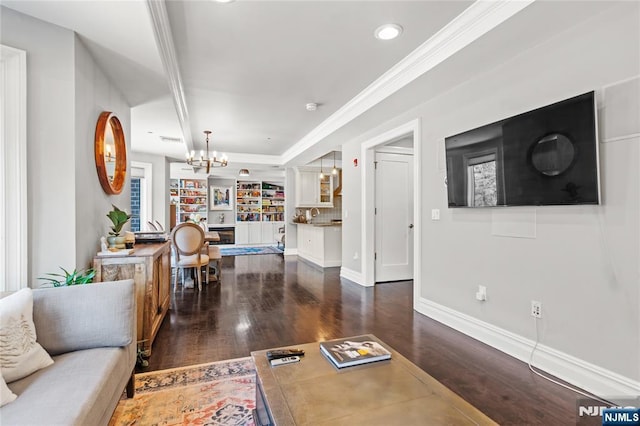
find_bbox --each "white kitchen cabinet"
[295,167,334,208]
[296,224,341,267]
[236,222,249,245]
[236,222,284,245]
[261,222,284,245]
[248,222,262,244]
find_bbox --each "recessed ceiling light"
[374,24,403,40]
[215,0,235,3]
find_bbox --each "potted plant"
[106,204,132,248]
[39,267,96,287]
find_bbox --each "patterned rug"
[220,246,283,256]
[109,357,256,426]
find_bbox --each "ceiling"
[1,0,472,168]
[1,0,623,177]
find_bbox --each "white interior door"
[375,152,413,282]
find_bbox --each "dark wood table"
[251,335,497,425]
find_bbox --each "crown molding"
[225,152,282,165]
[146,0,193,154]
[281,0,535,164]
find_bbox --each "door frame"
[131,161,153,228]
[0,45,28,291]
[361,118,421,299]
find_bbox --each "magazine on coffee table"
[320,336,391,368]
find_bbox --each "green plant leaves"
[106,204,132,236]
[39,267,96,287]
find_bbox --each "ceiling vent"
[159,136,183,144]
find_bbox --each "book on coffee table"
[320,336,391,368]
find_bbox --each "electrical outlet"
[475,285,487,301]
[531,300,542,318]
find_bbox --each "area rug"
[109,357,256,426]
[220,246,283,256]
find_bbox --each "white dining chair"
[170,222,209,291]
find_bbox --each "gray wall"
[1,7,130,285]
[341,3,639,382]
[130,151,171,230]
[1,7,75,285]
[208,177,236,225]
[284,168,297,251]
[74,37,130,271]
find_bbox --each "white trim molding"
[131,161,153,227]
[284,248,298,256]
[146,0,193,154]
[281,0,534,164]
[0,45,28,291]
[340,267,365,286]
[361,118,421,290]
[417,298,640,398]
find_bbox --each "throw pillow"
[0,288,54,383]
[0,373,16,407]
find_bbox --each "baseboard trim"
[340,267,368,286]
[284,248,298,256]
[417,298,640,398]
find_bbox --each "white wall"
[341,2,639,388]
[1,7,131,285]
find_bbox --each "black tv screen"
[445,91,599,207]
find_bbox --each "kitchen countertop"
[295,221,342,227]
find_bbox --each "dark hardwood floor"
[147,254,588,425]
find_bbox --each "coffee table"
[251,335,497,425]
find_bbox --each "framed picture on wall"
[210,186,233,210]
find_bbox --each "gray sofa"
[1,280,137,425]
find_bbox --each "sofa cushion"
[32,280,134,355]
[0,374,16,407]
[0,288,54,383]
[3,347,131,426]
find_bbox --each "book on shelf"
[319,336,391,368]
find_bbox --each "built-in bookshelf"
[261,182,285,222]
[171,178,208,224]
[236,181,262,222]
[236,180,285,222]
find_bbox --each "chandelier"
[186,130,228,173]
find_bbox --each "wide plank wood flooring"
[147,254,588,425]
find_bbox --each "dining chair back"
[170,223,209,290]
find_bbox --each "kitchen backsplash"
[312,196,342,222]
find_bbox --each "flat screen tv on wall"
[445,91,599,208]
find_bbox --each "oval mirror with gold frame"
[95,111,127,195]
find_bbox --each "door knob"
[408,224,414,229]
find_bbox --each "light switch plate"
[431,209,440,221]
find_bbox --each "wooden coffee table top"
[251,335,497,425]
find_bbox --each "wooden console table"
[93,242,171,355]
[251,335,496,425]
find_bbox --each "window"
[466,153,497,207]
[130,162,152,232]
